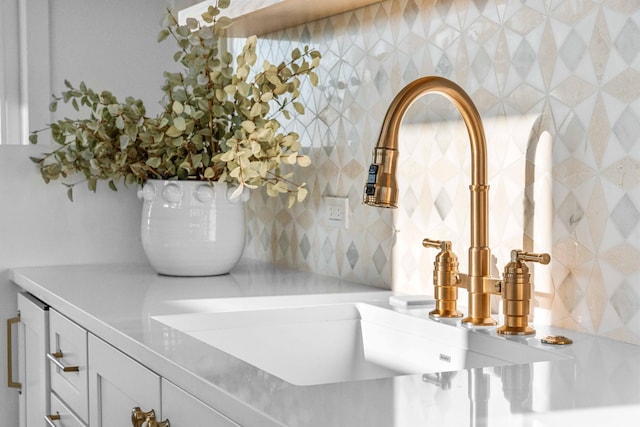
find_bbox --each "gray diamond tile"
[611,195,640,237]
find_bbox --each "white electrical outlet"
[324,196,349,229]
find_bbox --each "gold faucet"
[363,76,549,332]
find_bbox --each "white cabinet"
[15,292,49,427]
[88,334,163,427]
[12,291,241,427]
[162,379,240,427]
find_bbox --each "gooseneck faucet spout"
[363,76,495,326]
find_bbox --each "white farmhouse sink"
[153,303,567,386]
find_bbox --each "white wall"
[0,0,182,420]
[45,0,179,129]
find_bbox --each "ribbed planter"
[139,180,246,276]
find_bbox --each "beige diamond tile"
[550,1,597,24]
[600,243,640,276]
[552,75,597,108]
[588,94,610,167]
[603,69,640,104]
[604,0,640,14]
[505,5,544,35]
[553,238,594,269]
[553,157,596,188]
[586,179,608,249]
[589,8,611,81]
[539,22,557,89]
[586,262,608,332]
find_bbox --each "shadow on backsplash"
[238,0,640,345]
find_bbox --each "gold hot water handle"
[423,238,464,319]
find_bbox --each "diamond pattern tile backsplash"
[232,0,640,344]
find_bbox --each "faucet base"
[461,316,497,327]
[497,325,535,336]
[429,308,463,319]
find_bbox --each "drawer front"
[48,393,87,427]
[161,379,240,426]
[49,309,89,423]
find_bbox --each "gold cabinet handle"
[6,315,21,389]
[131,407,170,427]
[132,407,156,427]
[44,413,61,427]
[46,351,80,372]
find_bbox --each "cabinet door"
[161,379,240,426]
[17,292,49,427]
[49,309,88,422]
[88,334,161,427]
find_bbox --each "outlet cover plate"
[324,196,349,229]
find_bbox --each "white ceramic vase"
[139,180,247,276]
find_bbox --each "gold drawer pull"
[44,413,61,427]
[47,351,80,372]
[6,315,21,389]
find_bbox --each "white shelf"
[180,0,382,37]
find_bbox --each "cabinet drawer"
[162,379,240,426]
[49,309,89,423]
[48,392,86,427]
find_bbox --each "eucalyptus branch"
[30,0,320,203]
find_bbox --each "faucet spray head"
[363,147,399,208]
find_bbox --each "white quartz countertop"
[10,261,640,426]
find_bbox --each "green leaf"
[297,187,308,202]
[146,157,162,168]
[66,187,74,202]
[174,116,186,131]
[115,116,125,130]
[298,155,311,167]
[166,125,182,137]
[108,180,118,192]
[309,71,319,86]
[172,101,184,115]
[249,103,262,117]
[186,17,199,30]
[293,102,305,115]
[157,29,170,42]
